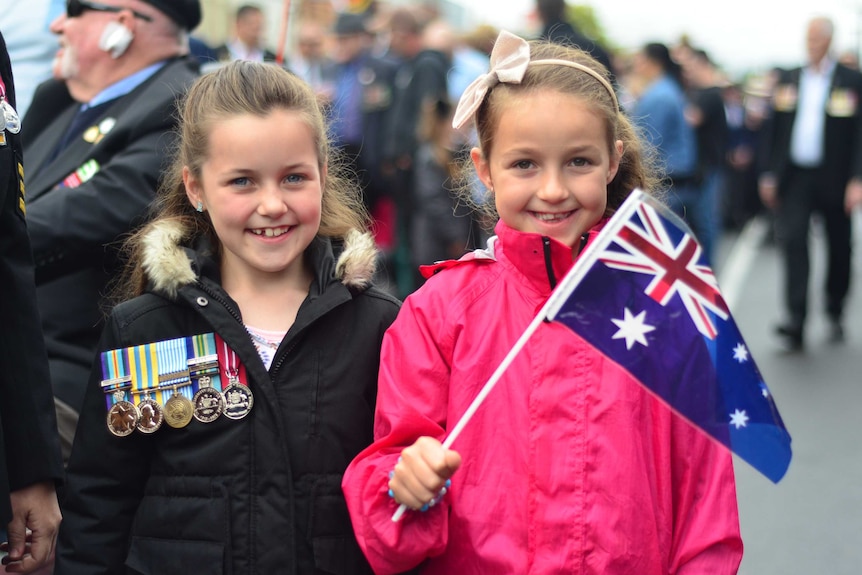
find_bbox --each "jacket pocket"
[125,536,224,575]
[129,475,232,573]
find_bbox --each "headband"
[452,30,619,130]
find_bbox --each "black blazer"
[760,63,862,206]
[0,30,63,525]
[22,56,200,412]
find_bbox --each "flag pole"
[275,0,292,66]
[390,191,644,522]
[390,310,549,522]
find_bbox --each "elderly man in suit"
[0,29,63,575]
[759,16,862,351]
[22,0,201,460]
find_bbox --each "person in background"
[343,31,741,574]
[682,47,728,265]
[382,6,449,297]
[758,16,862,350]
[215,4,276,63]
[55,60,399,574]
[534,0,614,80]
[288,18,337,103]
[410,98,470,279]
[629,43,700,246]
[722,80,768,230]
[0,29,63,575]
[21,0,202,462]
[0,0,64,118]
[329,11,397,280]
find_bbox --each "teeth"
[251,227,289,237]
[534,212,572,222]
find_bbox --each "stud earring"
[195,201,203,213]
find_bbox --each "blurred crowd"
[0,0,802,302]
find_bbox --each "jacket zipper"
[196,280,298,574]
[541,236,557,290]
[197,281,300,381]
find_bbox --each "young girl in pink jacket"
[342,30,743,574]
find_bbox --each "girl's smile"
[472,88,622,249]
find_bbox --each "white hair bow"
[452,30,619,130]
[452,30,531,129]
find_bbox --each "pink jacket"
[343,221,743,574]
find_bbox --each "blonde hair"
[116,61,368,300]
[461,40,660,226]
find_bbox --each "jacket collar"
[140,219,378,299]
[494,219,606,296]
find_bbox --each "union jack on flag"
[597,200,729,339]
[544,189,792,482]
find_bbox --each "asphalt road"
[717,214,862,574]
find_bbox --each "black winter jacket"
[55,221,400,575]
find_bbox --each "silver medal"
[222,381,253,420]
[2,99,20,134]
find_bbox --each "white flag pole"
[390,190,644,522]
[391,310,547,522]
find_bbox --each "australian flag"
[544,190,792,482]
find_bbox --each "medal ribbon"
[154,338,193,400]
[100,348,132,411]
[186,332,222,391]
[215,334,249,386]
[100,333,227,412]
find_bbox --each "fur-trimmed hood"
[140,219,379,299]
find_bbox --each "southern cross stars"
[729,409,749,429]
[611,308,656,350]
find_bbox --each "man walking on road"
[759,16,862,351]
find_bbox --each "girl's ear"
[182,166,202,209]
[471,147,493,191]
[607,140,624,185]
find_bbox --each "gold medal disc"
[164,392,194,428]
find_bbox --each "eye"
[284,173,306,184]
[513,160,534,170]
[570,157,592,167]
[231,176,250,187]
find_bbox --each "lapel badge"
[83,117,117,144]
[83,125,100,143]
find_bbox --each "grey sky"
[462,0,862,76]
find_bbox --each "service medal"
[107,393,140,437]
[1,99,20,134]
[164,387,194,428]
[222,382,254,420]
[193,375,225,423]
[136,394,164,433]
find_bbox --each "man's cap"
[333,12,368,36]
[142,0,202,30]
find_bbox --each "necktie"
[47,98,118,164]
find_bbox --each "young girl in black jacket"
[55,61,400,575]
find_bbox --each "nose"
[49,12,68,34]
[257,183,288,217]
[537,169,569,203]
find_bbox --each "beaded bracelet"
[388,468,452,512]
